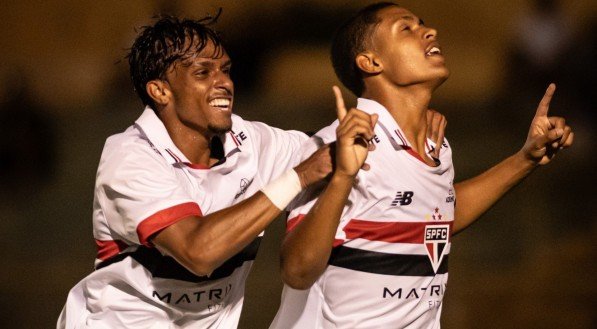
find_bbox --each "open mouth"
[208,98,232,111]
[425,46,442,56]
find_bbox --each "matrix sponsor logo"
[424,225,449,273]
[383,283,447,309]
[391,191,414,206]
[152,284,232,306]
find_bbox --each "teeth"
[209,98,231,108]
[426,47,441,55]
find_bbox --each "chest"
[348,144,455,222]
[174,148,262,215]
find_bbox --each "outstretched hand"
[333,86,378,177]
[521,83,574,166]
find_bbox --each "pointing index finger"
[333,86,347,121]
[535,83,556,118]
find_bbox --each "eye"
[194,69,209,78]
[401,25,411,32]
[222,67,231,75]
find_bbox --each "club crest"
[424,225,450,273]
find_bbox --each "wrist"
[294,167,309,189]
[261,169,303,210]
[514,150,540,172]
[330,171,357,185]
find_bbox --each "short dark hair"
[331,2,398,96]
[127,13,224,108]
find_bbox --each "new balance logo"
[391,191,414,206]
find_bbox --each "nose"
[424,27,437,40]
[214,70,233,94]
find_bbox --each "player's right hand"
[426,109,447,159]
[333,86,378,178]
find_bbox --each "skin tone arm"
[152,145,333,277]
[453,83,574,234]
[281,86,382,290]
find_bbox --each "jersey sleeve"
[244,120,309,183]
[94,138,202,246]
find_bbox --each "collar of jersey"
[134,106,193,166]
[134,107,242,168]
[356,98,413,149]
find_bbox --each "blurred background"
[1,0,595,328]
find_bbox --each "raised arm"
[152,144,333,277]
[453,83,574,234]
[281,86,378,289]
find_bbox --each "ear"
[356,51,383,75]
[146,79,171,106]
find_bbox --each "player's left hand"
[521,83,574,166]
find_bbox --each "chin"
[431,69,450,90]
[208,122,232,135]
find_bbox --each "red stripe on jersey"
[332,239,344,247]
[229,132,240,146]
[404,146,429,164]
[286,214,306,232]
[394,129,408,145]
[393,129,432,165]
[137,202,202,246]
[95,239,128,261]
[165,149,182,163]
[185,162,210,169]
[343,219,453,244]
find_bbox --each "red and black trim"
[165,148,183,163]
[96,237,262,283]
[95,239,128,261]
[328,245,448,276]
[137,202,202,246]
[344,219,453,244]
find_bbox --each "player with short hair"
[56,14,337,328]
[271,2,574,328]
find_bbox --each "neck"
[362,83,432,151]
[158,108,214,166]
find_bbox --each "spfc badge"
[424,225,450,273]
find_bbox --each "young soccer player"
[271,2,573,328]
[56,15,336,329]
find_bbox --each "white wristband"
[261,169,303,210]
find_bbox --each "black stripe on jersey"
[328,245,448,276]
[96,237,262,282]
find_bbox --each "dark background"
[1,0,595,328]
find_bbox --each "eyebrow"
[398,15,425,25]
[193,58,232,68]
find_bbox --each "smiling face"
[162,40,234,136]
[370,6,449,89]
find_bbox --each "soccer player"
[56,15,339,328]
[271,2,574,328]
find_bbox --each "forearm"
[453,151,537,234]
[154,192,282,275]
[280,174,354,289]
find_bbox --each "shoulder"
[235,114,309,143]
[98,126,170,183]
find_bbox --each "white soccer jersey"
[58,107,307,329]
[271,98,455,329]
